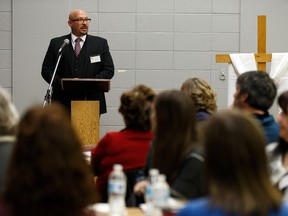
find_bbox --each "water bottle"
[145,168,159,204]
[108,164,127,216]
[152,174,170,208]
[145,169,162,216]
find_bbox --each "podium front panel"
[71,101,99,146]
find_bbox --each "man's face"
[68,11,89,37]
[278,112,288,142]
[232,85,246,109]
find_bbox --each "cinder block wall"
[0,0,12,95]
[2,0,241,138]
[95,0,240,136]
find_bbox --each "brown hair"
[273,90,288,157]
[119,84,155,131]
[4,103,97,216]
[203,110,281,215]
[152,90,198,184]
[278,90,288,115]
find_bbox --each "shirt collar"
[71,34,87,43]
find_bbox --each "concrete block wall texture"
[95,0,240,136]
[0,0,12,96]
[3,0,241,138]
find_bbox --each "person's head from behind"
[0,87,19,136]
[181,77,217,114]
[151,90,197,183]
[233,71,276,112]
[203,110,281,215]
[277,90,288,142]
[68,9,90,37]
[4,103,97,216]
[119,84,156,132]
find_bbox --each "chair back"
[124,168,145,207]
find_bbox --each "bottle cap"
[149,168,159,176]
[113,164,123,171]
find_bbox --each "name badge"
[90,55,101,63]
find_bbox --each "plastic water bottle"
[152,174,170,208]
[145,168,159,204]
[108,164,127,216]
[145,169,162,216]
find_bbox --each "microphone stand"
[43,52,63,107]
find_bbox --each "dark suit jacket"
[41,34,114,114]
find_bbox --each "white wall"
[241,0,288,54]
[0,0,286,139]
[13,0,69,113]
[0,0,12,95]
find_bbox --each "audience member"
[181,77,217,122]
[0,103,97,216]
[134,90,207,200]
[91,85,155,204]
[267,90,288,193]
[0,87,19,195]
[178,110,288,216]
[233,71,279,144]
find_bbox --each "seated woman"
[134,90,207,200]
[178,110,288,216]
[91,85,155,204]
[0,103,97,216]
[180,77,217,122]
[266,90,288,193]
[0,86,19,195]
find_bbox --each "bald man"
[41,9,114,114]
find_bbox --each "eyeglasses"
[70,18,91,23]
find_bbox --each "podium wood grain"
[71,101,99,146]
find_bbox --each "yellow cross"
[216,15,271,72]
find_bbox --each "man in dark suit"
[41,9,114,114]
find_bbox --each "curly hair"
[181,77,217,114]
[4,103,97,216]
[118,84,156,131]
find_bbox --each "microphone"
[58,39,70,54]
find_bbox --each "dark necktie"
[75,38,81,56]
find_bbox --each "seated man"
[233,71,279,144]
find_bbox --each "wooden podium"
[61,78,110,146]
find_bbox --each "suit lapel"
[82,35,91,74]
[64,34,74,76]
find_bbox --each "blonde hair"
[181,77,217,113]
[0,87,19,135]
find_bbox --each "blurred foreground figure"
[178,110,288,216]
[0,86,19,195]
[0,103,97,216]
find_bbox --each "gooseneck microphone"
[58,39,70,54]
[43,39,70,107]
